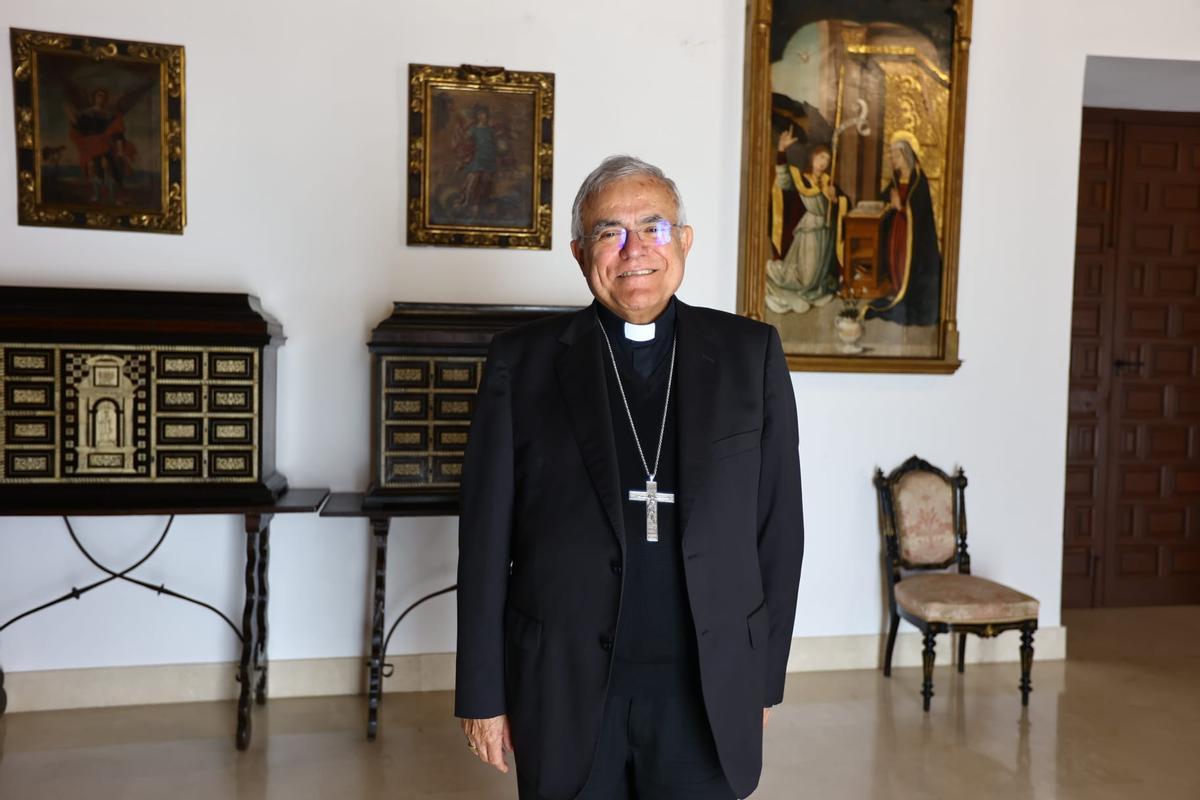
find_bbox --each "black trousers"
[518,691,738,800]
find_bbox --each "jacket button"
[599,635,613,651]
[610,561,623,575]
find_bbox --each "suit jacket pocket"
[505,604,543,653]
[713,428,761,460]
[747,600,769,650]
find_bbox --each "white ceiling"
[1084,55,1200,111]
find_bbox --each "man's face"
[570,176,693,324]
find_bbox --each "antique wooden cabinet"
[0,286,286,508]
[366,302,571,512]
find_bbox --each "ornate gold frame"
[736,1,972,374]
[9,28,185,234]
[407,63,553,250]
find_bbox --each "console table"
[0,488,329,749]
[320,492,456,739]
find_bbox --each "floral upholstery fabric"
[894,573,1040,625]
[893,471,956,565]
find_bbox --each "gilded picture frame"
[407,63,554,250]
[737,0,971,373]
[9,28,185,234]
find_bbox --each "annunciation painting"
[737,0,971,373]
[408,64,554,250]
[9,28,185,233]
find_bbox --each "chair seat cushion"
[894,573,1039,625]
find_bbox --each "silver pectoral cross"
[628,480,675,542]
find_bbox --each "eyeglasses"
[583,220,676,251]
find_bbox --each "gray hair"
[570,155,687,241]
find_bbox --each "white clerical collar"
[624,321,655,342]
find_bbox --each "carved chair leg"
[957,632,966,674]
[921,630,936,712]
[883,613,900,677]
[1019,626,1035,706]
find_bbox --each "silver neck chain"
[596,320,677,481]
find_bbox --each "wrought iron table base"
[321,492,456,740]
[0,489,328,751]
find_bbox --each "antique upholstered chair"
[874,456,1039,711]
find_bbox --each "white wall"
[2,0,1198,675]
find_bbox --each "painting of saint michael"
[10,29,185,233]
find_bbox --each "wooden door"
[1065,110,1200,608]
[1063,117,1118,608]
[1106,118,1200,605]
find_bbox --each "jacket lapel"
[555,307,626,552]
[674,301,719,539]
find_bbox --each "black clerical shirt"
[595,298,677,381]
[595,299,701,698]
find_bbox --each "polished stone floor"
[1,607,1197,799]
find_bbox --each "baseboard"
[785,625,1066,672]
[1,653,458,714]
[2,626,1065,713]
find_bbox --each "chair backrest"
[874,456,967,571]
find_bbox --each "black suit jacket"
[455,300,804,800]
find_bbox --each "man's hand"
[763,708,771,729]
[461,714,514,773]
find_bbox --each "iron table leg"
[236,512,270,750]
[255,523,271,705]
[367,516,390,740]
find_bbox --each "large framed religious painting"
[737,0,971,373]
[9,28,185,234]
[407,63,554,250]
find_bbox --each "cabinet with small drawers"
[365,302,571,511]
[0,286,286,507]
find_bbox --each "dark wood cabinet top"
[0,285,283,344]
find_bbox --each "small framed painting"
[407,63,554,250]
[10,28,185,233]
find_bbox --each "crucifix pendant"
[628,480,675,542]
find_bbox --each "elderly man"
[456,155,804,800]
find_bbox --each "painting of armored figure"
[37,53,162,210]
[408,63,554,250]
[10,29,185,233]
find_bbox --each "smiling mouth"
[618,269,656,278]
